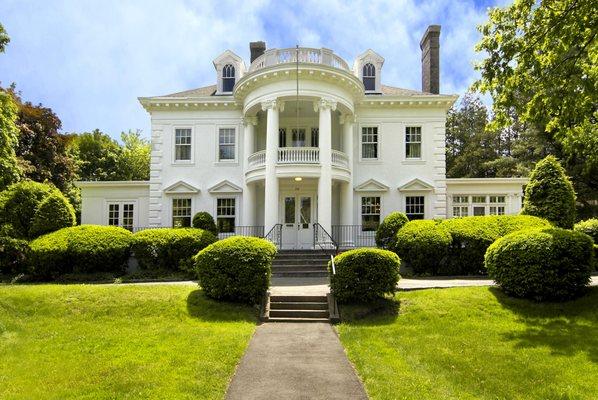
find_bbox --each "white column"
[262,99,284,232]
[315,98,336,234]
[340,114,354,227]
[242,116,257,226]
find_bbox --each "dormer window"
[363,63,376,91]
[222,64,235,92]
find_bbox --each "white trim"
[398,178,434,192]
[103,199,139,229]
[354,178,389,192]
[163,180,200,194]
[172,126,194,165]
[208,179,243,194]
[75,181,150,188]
[446,177,528,185]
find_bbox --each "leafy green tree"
[522,155,577,228]
[71,129,122,181]
[0,89,21,190]
[0,23,9,53]
[118,130,150,180]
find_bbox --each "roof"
[379,85,436,96]
[75,181,150,187]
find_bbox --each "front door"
[281,194,314,249]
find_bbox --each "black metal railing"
[331,225,377,248]
[218,225,265,239]
[264,224,283,248]
[313,223,338,254]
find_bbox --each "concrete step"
[272,265,327,272]
[272,271,328,278]
[269,309,330,319]
[273,259,328,265]
[270,301,328,310]
[270,295,328,303]
[266,317,330,323]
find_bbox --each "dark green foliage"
[195,236,276,304]
[0,180,56,238]
[132,228,217,272]
[521,156,577,228]
[192,212,218,235]
[29,225,133,277]
[30,191,76,237]
[329,248,400,303]
[486,228,593,301]
[375,212,408,250]
[574,219,598,243]
[0,236,29,275]
[0,90,21,190]
[395,220,452,275]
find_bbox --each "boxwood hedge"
[195,236,277,304]
[329,248,400,303]
[485,227,593,301]
[0,236,30,275]
[192,212,218,235]
[132,228,217,272]
[395,220,451,275]
[375,212,409,250]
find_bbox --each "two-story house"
[77,25,527,249]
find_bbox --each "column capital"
[242,116,258,126]
[313,98,337,112]
[261,99,285,112]
[339,114,357,125]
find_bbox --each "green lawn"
[0,284,257,399]
[337,286,598,400]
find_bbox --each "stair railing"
[264,224,283,248]
[313,223,339,255]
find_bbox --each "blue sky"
[0,0,505,140]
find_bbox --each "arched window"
[362,63,376,91]
[222,64,235,92]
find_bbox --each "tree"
[522,155,576,228]
[71,129,122,181]
[473,0,597,214]
[0,23,9,54]
[118,130,150,180]
[0,89,21,190]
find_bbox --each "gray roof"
[380,85,435,96]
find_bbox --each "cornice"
[138,96,241,112]
[356,94,458,109]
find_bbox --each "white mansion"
[78,25,527,249]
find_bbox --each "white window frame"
[362,63,376,92]
[215,126,238,163]
[451,195,469,218]
[215,196,237,234]
[172,127,194,164]
[449,194,507,217]
[359,125,380,161]
[171,197,192,228]
[405,195,425,220]
[105,200,138,230]
[360,195,382,232]
[222,64,236,93]
[405,126,423,160]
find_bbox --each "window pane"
[279,128,287,147]
[284,197,295,224]
[108,204,119,226]
[361,196,381,231]
[405,127,422,159]
[406,196,425,220]
[175,128,192,161]
[172,198,191,227]
[122,204,134,230]
[311,128,319,147]
[361,127,378,159]
[219,128,235,160]
[300,197,311,228]
[216,198,235,233]
[292,129,306,147]
[473,206,486,216]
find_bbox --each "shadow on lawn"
[339,296,401,326]
[186,289,258,323]
[490,286,598,363]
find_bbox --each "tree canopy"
[0,90,21,190]
[0,23,9,54]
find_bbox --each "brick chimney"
[250,41,266,63]
[420,25,441,94]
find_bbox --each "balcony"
[247,147,349,170]
[249,47,350,73]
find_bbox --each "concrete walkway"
[225,322,368,400]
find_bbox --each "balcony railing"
[248,150,266,169]
[331,150,349,169]
[249,47,350,73]
[247,148,349,170]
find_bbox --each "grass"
[337,286,598,400]
[0,284,257,399]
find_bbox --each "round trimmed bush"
[485,227,594,301]
[132,228,217,272]
[29,225,133,277]
[30,191,76,237]
[329,248,400,303]
[0,236,30,275]
[574,218,598,243]
[0,180,56,238]
[192,212,218,235]
[375,212,409,250]
[395,220,452,275]
[195,236,276,304]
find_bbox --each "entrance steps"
[265,295,333,322]
[272,250,330,278]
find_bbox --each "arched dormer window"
[222,64,236,92]
[362,63,375,91]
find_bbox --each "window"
[291,129,306,147]
[472,195,486,216]
[361,127,378,159]
[107,202,135,230]
[405,196,425,220]
[362,63,375,91]
[452,195,469,217]
[451,194,507,217]
[405,127,422,159]
[311,127,319,147]
[222,64,235,92]
[217,198,236,233]
[218,128,236,161]
[279,128,287,147]
[174,128,192,161]
[361,196,380,231]
[489,195,506,215]
[172,198,191,227]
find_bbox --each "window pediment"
[398,178,434,192]
[354,179,389,192]
[208,180,242,194]
[163,180,200,194]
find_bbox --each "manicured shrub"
[0,180,56,238]
[395,220,452,275]
[132,228,217,272]
[329,248,400,303]
[485,227,593,301]
[195,236,276,304]
[192,212,218,235]
[29,191,76,237]
[574,218,598,243]
[0,236,30,275]
[521,155,576,228]
[29,225,133,277]
[375,212,409,250]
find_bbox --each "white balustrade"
[331,150,349,169]
[249,47,350,72]
[247,150,266,169]
[278,147,319,164]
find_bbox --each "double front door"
[281,193,315,249]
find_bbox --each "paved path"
[225,322,368,400]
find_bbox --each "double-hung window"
[361,196,381,231]
[216,198,236,233]
[107,202,135,231]
[172,198,192,227]
[405,126,422,159]
[218,128,236,161]
[452,196,469,217]
[174,128,192,161]
[405,196,425,220]
[361,127,378,159]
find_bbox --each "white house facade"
[77,25,527,249]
